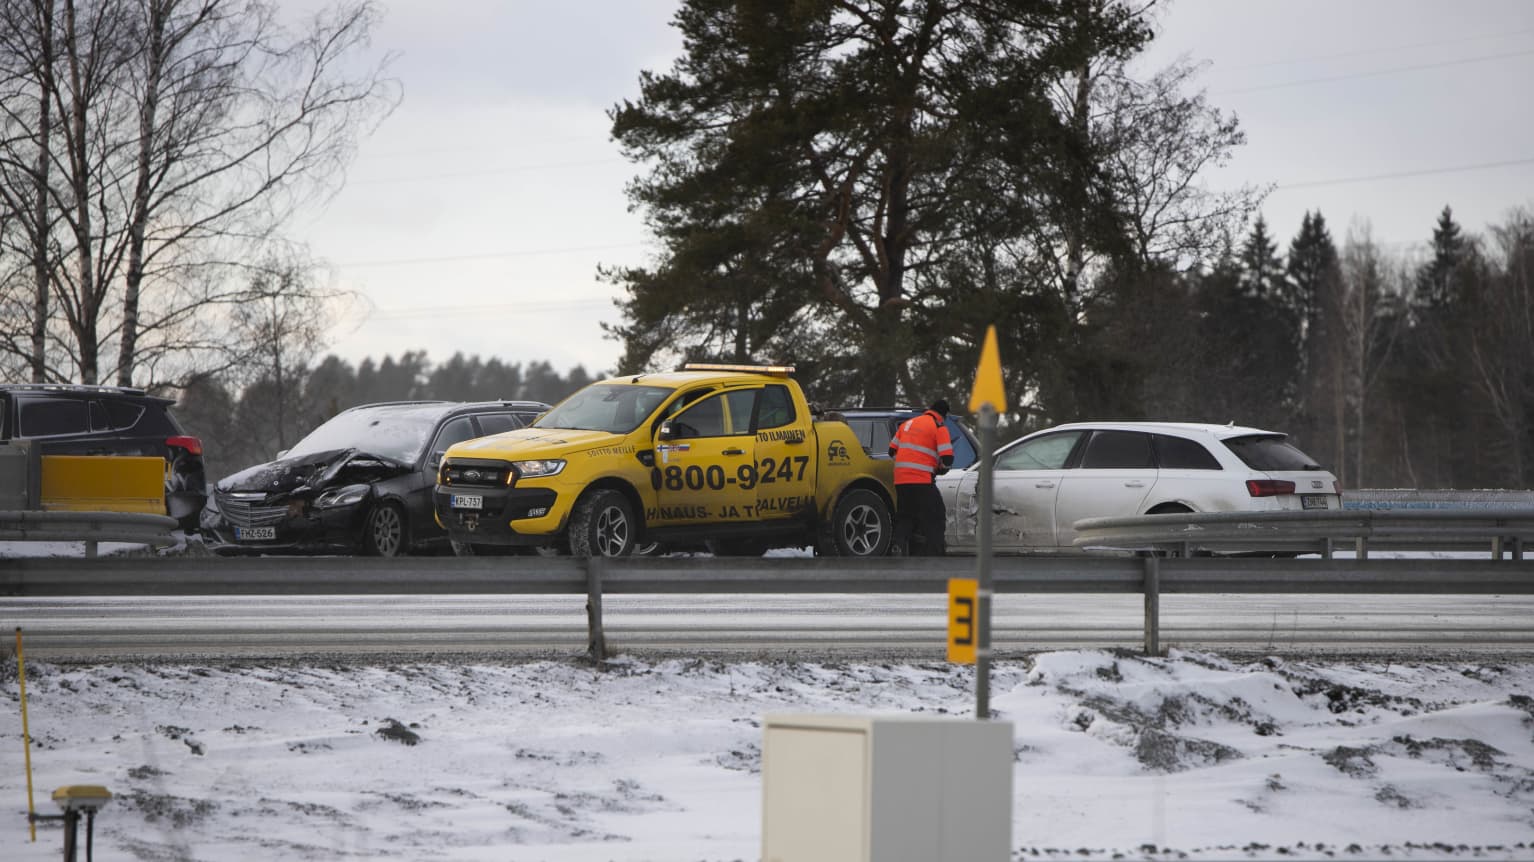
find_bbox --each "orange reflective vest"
[888,410,954,485]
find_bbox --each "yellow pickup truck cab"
[433,364,895,557]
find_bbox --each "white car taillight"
[1246,479,1297,497]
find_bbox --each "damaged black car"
[202,400,549,556]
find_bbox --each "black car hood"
[216,448,411,497]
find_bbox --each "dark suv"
[0,383,207,528]
[202,400,549,556]
[830,406,980,470]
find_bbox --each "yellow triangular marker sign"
[967,325,1006,413]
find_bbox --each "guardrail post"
[585,555,607,661]
[1142,555,1160,656]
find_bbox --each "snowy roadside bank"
[3,650,1532,861]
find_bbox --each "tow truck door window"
[653,389,756,525]
[752,384,814,523]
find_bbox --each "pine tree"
[1285,211,1342,466]
[1239,217,1286,300]
[607,0,1154,405]
[1414,206,1465,311]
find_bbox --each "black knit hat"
[930,399,950,416]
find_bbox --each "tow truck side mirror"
[657,421,677,441]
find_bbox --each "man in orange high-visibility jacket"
[888,399,954,556]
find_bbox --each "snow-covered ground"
[3,649,1532,861]
[5,539,1533,859]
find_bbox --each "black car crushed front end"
[201,448,411,555]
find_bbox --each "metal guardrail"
[0,510,179,558]
[1344,488,1534,510]
[4,554,1531,657]
[1072,508,1534,559]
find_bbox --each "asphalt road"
[8,592,1534,662]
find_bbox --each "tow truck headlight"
[513,459,566,478]
[314,484,370,509]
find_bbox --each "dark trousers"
[893,482,946,556]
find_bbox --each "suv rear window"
[18,398,90,436]
[104,400,145,431]
[1221,434,1324,471]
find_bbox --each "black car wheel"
[361,502,406,557]
[829,488,891,557]
[568,489,636,557]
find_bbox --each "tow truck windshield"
[533,384,675,435]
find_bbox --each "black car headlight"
[314,483,370,509]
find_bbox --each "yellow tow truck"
[432,364,895,556]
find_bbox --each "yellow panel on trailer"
[40,455,166,515]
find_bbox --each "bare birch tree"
[1464,209,1534,483]
[225,250,337,450]
[0,0,397,387]
[1335,221,1406,486]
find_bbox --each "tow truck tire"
[829,488,891,557]
[569,489,638,558]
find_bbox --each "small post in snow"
[585,555,607,661]
[965,325,1007,720]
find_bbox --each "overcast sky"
[295,0,1534,380]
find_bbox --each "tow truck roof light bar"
[680,362,795,375]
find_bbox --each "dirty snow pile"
[2,650,1533,861]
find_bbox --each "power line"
[1216,46,1534,95]
[333,242,646,268]
[1226,26,1534,72]
[349,157,626,186]
[367,298,615,321]
[1272,156,1534,191]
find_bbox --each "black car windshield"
[286,406,445,463]
[534,384,675,434]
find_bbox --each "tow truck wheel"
[829,488,891,557]
[569,489,638,557]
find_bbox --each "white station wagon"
[938,421,1342,553]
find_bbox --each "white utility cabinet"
[761,714,1013,862]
